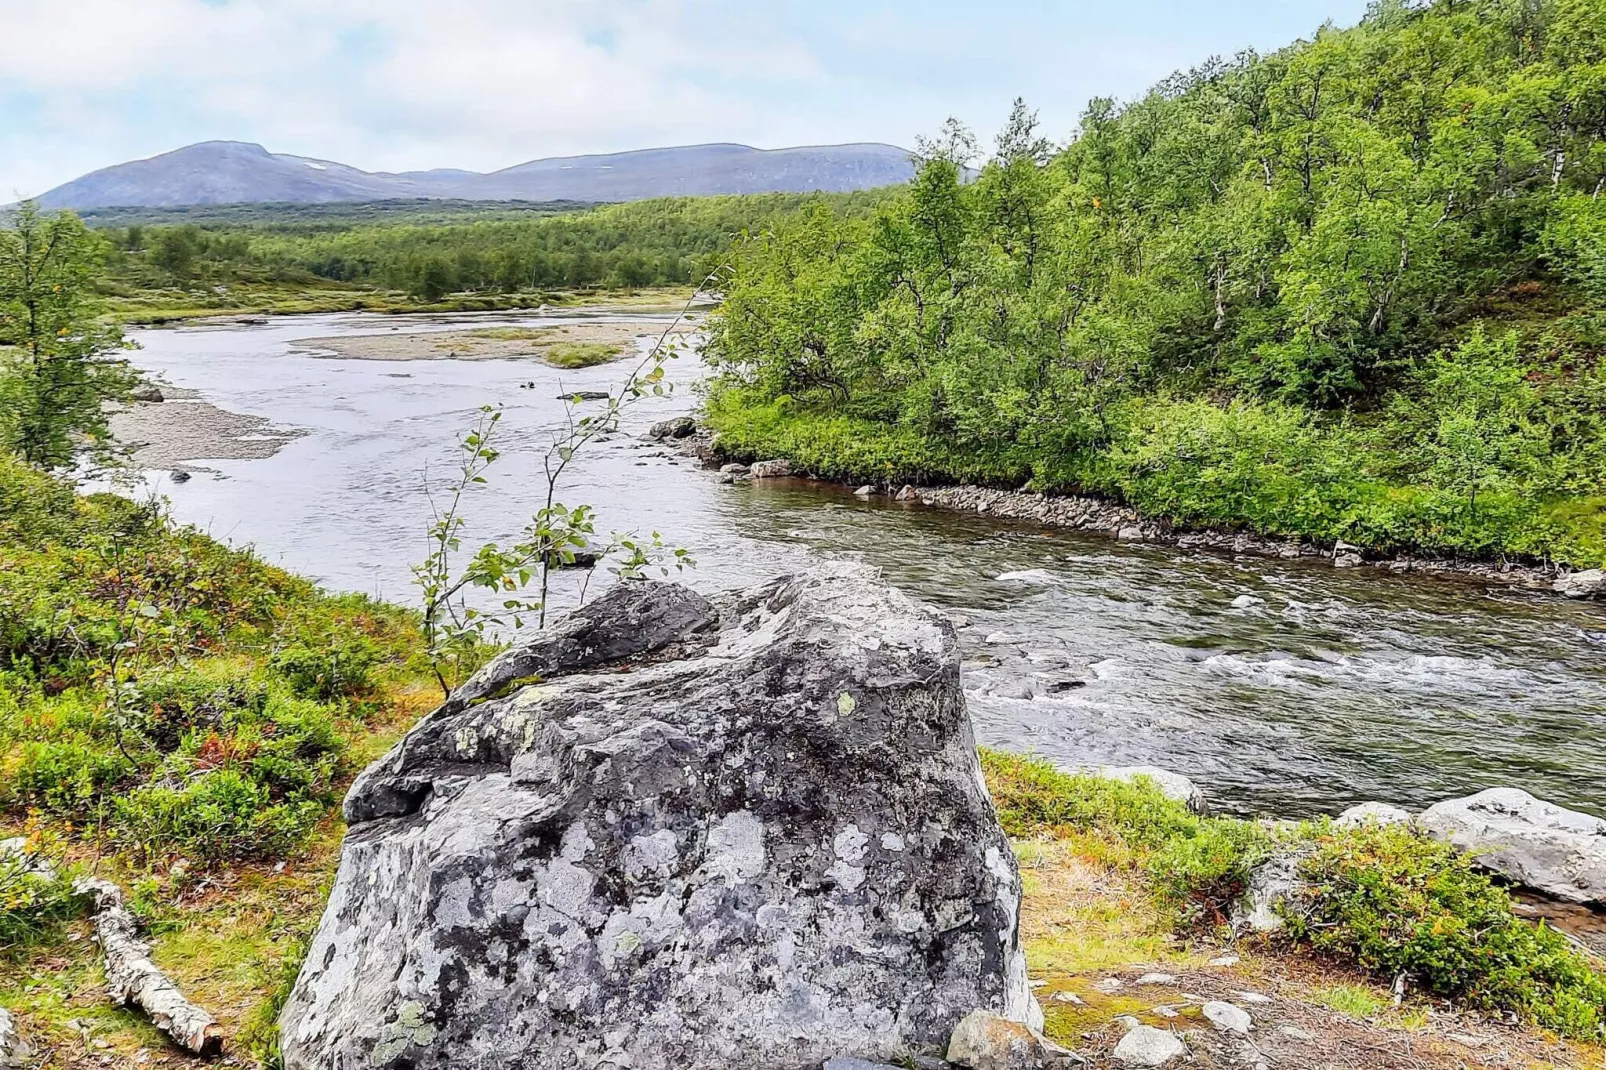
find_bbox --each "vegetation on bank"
[705,0,1606,567]
[0,454,438,1066]
[983,750,1606,1042]
[87,190,894,319]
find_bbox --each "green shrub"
[269,636,378,702]
[1148,819,1269,925]
[1285,824,1606,1040]
[0,849,81,953]
[113,770,323,864]
[11,739,133,817]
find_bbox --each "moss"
[543,341,624,368]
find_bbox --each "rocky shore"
[666,427,1605,602]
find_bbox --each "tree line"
[705,0,1606,565]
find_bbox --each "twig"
[74,877,223,1058]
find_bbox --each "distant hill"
[32,141,918,210]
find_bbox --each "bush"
[1285,824,1606,1040]
[269,636,377,702]
[10,739,133,817]
[0,848,81,953]
[113,769,324,864]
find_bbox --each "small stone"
[1050,991,1084,1005]
[1151,1006,1178,1018]
[1278,1026,1315,1042]
[1094,977,1126,993]
[945,1010,1065,1070]
[1112,1025,1185,1067]
[1208,954,1240,967]
[1234,991,1273,1004]
[854,484,876,497]
[1134,973,1177,986]
[1202,1001,1252,1034]
[895,485,918,501]
[130,383,165,403]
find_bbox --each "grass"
[543,342,624,368]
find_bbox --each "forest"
[704,0,1606,566]
[90,190,892,304]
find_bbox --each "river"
[121,309,1606,819]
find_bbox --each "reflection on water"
[127,312,1606,818]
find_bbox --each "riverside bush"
[1285,824,1606,1040]
[0,455,425,867]
[980,749,1606,1038]
[705,0,1606,568]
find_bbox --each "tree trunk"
[75,878,224,1058]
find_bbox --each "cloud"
[0,0,1372,198]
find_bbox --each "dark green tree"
[0,203,135,471]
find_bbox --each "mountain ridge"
[33,140,918,210]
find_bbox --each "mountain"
[33,141,918,210]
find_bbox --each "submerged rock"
[1420,788,1606,906]
[282,563,1036,1070]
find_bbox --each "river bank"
[686,432,1606,602]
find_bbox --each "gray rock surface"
[1202,1001,1252,1034]
[283,563,1036,1070]
[1555,568,1606,599]
[749,458,794,478]
[649,415,697,440]
[1112,1025,1185,1066]
[0,1007,30,1069]
[1234,847,1316,933]
[1334,802,1413,829]
[1419,788,1606,905]
[1090,766,1207,815]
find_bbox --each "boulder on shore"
[1419,788,1606,906]
[649,415,697,440]
[1090,766,1207,815]
[749,458,794,479]
[1554,568,1605,600]
[130,383,165,403]
[1333,802,1413,829]
[281,563,1036,1070]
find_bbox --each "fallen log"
[74,877,223,1058]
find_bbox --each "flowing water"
[123,310,1606,819]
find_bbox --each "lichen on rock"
[281,563,1036,1070]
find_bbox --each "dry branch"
[74,877,223,1058]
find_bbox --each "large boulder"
[281,563,1036,1070]
[1420,788,1606,906]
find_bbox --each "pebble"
[1094,977,1126,993]
[1050,991,1085,1005]
[1207,954,1240,967]
[1134,973,1177,985]
[1112,1025,1186,1067]
[1202,1001,1252,1034]
[1235,991,1273,1004]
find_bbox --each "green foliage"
[544,342,623,368]
[706,1,1606,567]
[0,847,80,954]
[979,749,1268,921]
[1285,823,1606,1040]
[0,203,136,470]
[0,459,423,866]
[92,191,894,302]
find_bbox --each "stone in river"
[281,562,1037,1070]
[648,415,696,439]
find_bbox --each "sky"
[0,0,1373,200]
